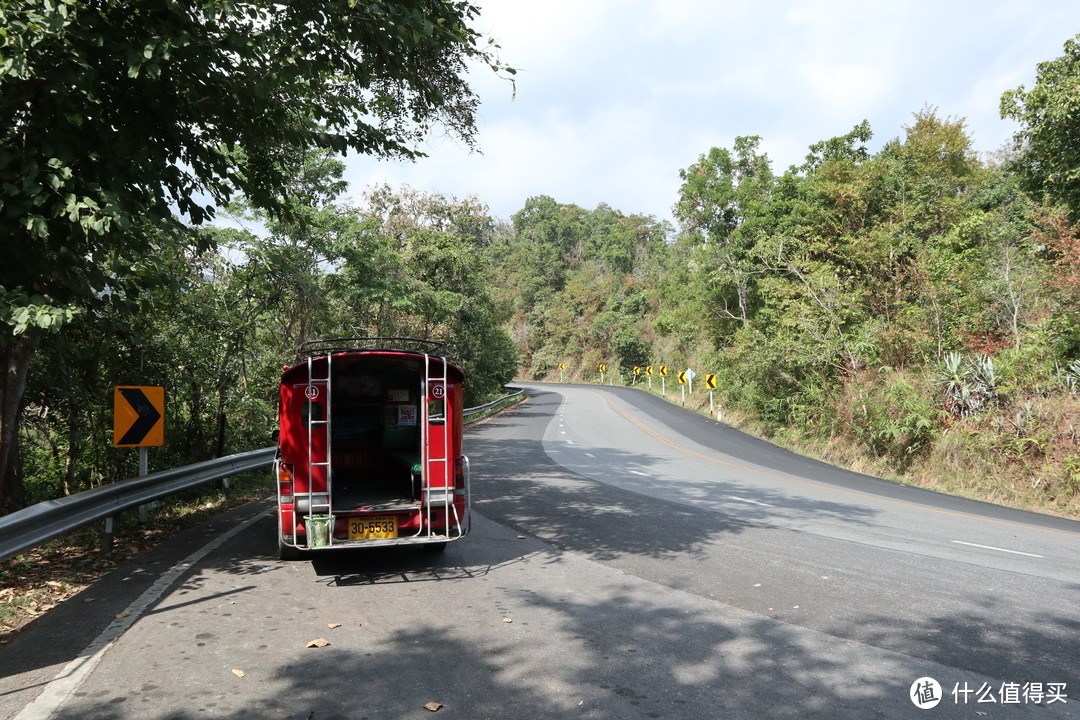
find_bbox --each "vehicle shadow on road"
[307,538,546,587]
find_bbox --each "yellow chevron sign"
[114,386,165,447]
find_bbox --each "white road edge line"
[950,540,1044,558]
[14,508,269,720]
[728,496,774,508]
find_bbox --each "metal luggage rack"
[297,337,447,359]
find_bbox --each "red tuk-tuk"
[274,338,470,559]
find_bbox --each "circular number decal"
[304,385,320,400]
[431,383,445,399]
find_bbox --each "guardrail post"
[102,516,115,555]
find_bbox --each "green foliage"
[19,174,517,505]
[849,370,939,468]
[1061,454,1080,496]
[486,94,1080,516]
[932,352,998,418]
[1066,359,1080,395]
[611,326,650,376]
[0,0,507,329]
[17,32,1080,521]
[1002,33,1080,216]
[2,0,512,508]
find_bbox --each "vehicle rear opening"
[329,355,423,513]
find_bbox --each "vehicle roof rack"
[297,337,447,360]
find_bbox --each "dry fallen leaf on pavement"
[327,623,342,629]
[115,609,130,619]
[306,638,330,648]
[231,669,246,678]
[502,618,513,623]
[424,702,444,712]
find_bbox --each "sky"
[343,0,1080,228]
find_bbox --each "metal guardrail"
[0,448,276,563]
[464,387,525,420]
[0,388,527,563]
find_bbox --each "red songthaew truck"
[274,338,470,559]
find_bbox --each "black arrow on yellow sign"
[114,386,164,447]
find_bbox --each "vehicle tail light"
[457,459,470,498]
[278,464,294,499]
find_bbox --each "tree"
[1001,33,1080,216]
[0,0,512,511]
[331,187,518,403]
[673,136,774,330]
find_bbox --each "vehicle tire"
[423,541,448,553]
[278,536,303,561]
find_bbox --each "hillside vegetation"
[12,33,1080,522]
[489,100,1080,519]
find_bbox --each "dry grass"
[647,383,1080,522]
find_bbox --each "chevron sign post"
[112,385,166,535]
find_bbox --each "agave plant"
[971,354,997,395]
[1066,359,1080,395]
[934,352,967,392]
[933,352,997,418]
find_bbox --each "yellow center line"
[598,392,1080,540]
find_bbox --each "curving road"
[471,385,1080,703]
[1,382,1077,720]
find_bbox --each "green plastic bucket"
[306,514,333,547]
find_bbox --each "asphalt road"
[1,383,1077,719]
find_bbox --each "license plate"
[348,515,398,539]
